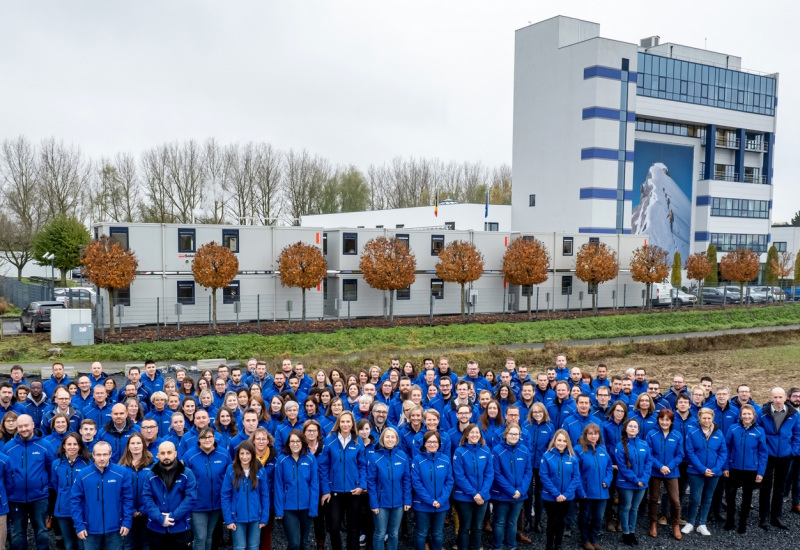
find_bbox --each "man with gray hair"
[275,401,302,450]
[368,401,393,441]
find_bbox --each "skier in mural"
[667,210,674,233]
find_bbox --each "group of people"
[0,354,798,550]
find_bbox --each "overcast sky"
[2,0,797,221]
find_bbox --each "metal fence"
[0,277,50,308]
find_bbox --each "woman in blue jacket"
[645,409,684,540]
[540,429,581,550]
[602,400,627,532]
[575,424,613,550]
[319,410,366,550]
[51,433,92,550]
[275,430,319,550]
[614,419,652,546]
[723,404,767,533]
[629,394,658,441]
[367,427,412,550]
[411,431,454,550]
[215,407,239,451]
[220,440,270,550]
[118,433,154,550]
[490,422,533,550]
[525,403,554,534]
[452,424,493,550]
[184,427,232,550]
[682,408,727,537]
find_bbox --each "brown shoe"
[483,520,492,533]
[673,524,682,540]
[657,515,668,526]
[606,521,616,532]
[592,544,604,550]
[581,542,594,550]
[649,522,658,538]
[517,533,532,544]
[793,505,800,515]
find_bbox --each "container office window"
[223,280,240,304]
[323,233,328,255]
[178,229,196,253]
[343,279,358,301]
[484,222,499,231]
[431,235,445,255]
[521,285,533,297]
[775,242,787,252]
[396,286,411,300]
[562,237,573,256]
[323,277,328,299]
[396,234,410,250]
[431,279,444,299]
[529,194,536,207]
[444,222,455,230]
[109,227,129,251]
[343,233,358,255]
[222,229,239,253]
[587,282,597,295]
[561,276,573,295]
[376,225,384,228]
[112,286,131,307]
[177,281,195,305]
[589,237,599,244]
[396,224,404,228]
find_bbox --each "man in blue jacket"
[3,414,54,550]
[0,383,25,422]
[42,362,71,397]
[70,441,133,550]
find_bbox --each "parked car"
[650,280,673,307]
[784,287,800,302]
[19,301,65,332]
[673,289,697,307]
[751,286,785,302]
[54,287,96,306]
[692,287,740,305]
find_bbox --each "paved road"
[1,317,21,335]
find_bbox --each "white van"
[650,280,673,307]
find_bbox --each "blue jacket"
[145,408,174,439]
[319,434,367,494]
[563,413,600,445]
[274,419,303,451]
[410,451,453,513]
[24,396,50,429]
[646,429,684,479]
[367,446,412,509]
[685,425,727,476]
[574,444,614,499]
[0,453,10,515]
[452,443,493,503]
[141,461,197,534]
[97,419,141,463]
[758,403,800,458]
[399,425,423,457]
[40,406,83,436]
[125,464,154,515]
[726,421,768,475]
[70,393,93,412]
[140,372,165,396]
[629,410,659,441]
[43,375,72,398]
[602,420,624,464]
[461,375,492,394]
[51,456,92,518]
[490,441,533,502]
[178,428,223,459]
[220,465,270,525]
[274,452,319,517]
[527,421,555,466]
[2,434,54,502]
[184,447,231,511]
[708,401,740,434]
[546,398,576,429]
[614,437,653,489]
[82,401,114,429]
[539,449,581,501]
[70,463,133,534]
[411,429,451,457]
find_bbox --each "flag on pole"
[434,190,438,217]
[484,189,489,218]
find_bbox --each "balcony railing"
[702,136,740,149]
[698,170,767,184]
[743,174,767,184]
[744,140,768,153]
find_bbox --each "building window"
[112,286,130,307]
[484,222,499,231]
[587,282,597,295]
[775,242,787,252]
[562,237,573,256]
[396,234,410,250]
[223,280,240,304]
[521,285,533,297]
[109,227,129,251]
[589,237,600,244]
[431,235,445,255]
[396,287,411,300]
[709,233,768,253]
[444,222,455,230]
[177,281,195,305]
[396,224,404,228]
[323,233,328,255]
[431,279,444,299]
[343,233,358,255]
[710,198,769,219]
[222,229,239,252]
[178,229,196,253]
[376,225,383,229]
[323,278,328,300]
[561,276,573,295]
[343,279,358,301]
[529,194,536,207]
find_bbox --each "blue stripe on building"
[578,227,632,234]
[695,195,711,206]
[694,232,710,242]
[584,66,638,81]
[581,148,635,161]
[580,188,633,200]
[582,107,636,121]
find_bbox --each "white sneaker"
[681,523,694,534]
[697,525,711,536]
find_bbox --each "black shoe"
[771,519,789,530]
[738,525,747,534]
[622,533,634,547]
[631,533,639,545]
[533,522,543,534]
[759,520,770,530]
[724,522,735,531]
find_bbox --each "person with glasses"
[139,420,162,456]
[185,427,232,550]
[252,427,278,550]
[221,440,269,550]
[275,430,319,550]
[525,403,554,534]
[42,387,83,436]
[615,419,652,546]
[490,422,533,549]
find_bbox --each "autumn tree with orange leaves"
[435,240,484,320]
[630,244,669,312]
[720,248,760,305]
[575,241,618,316]
[769,250,795,292]
[192,242,239,328]
[501,237,550,319]
[81,235,138,332]
[278,241,326,328]
[360,236,416,326]
[686,252,712,306]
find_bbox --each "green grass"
[2,305,800,363]
[1,305,22,317]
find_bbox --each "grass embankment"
[1,305,799,364]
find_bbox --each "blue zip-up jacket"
[574,444,614,499]
[410,451,453,513]
[490,441,533,502]
[546,398,576,429]
[274,452,319,517]
[758,403,800,458]
[319,433,366,495]
[274,419,303,451]
[70,463,133,534]
[461,375,492,394]
[141,461,197,533]
[51,456,91,518]
[663,387,689,410]
[367,446,412,509]
[70,393,93,412]
[178,428,223,459]
[43,375,72,398]
[672,412,697,457]
[411,429,451,457]
[685,424,728,476]
[399,424,423,457]
[602,420,624,464]
[629,410,659,441]
[184,447,231,511]
[725,421,768,475]
[645,429,684,479]
[527,421,555,466]
[539,449,581,501]
[97,419,141,463]
[41,406,83,436]
[591,405,611,425]
[614,437,653,489]
[140,371,165,396]
[563,413,600,445]
[25,396,50,429]
[2,433,54,502]
[145,407,174,439]
[708,401,740,434]
[124,464,153,515]
[554,368,570,381]
[591,378,610,391]
[0,453,10,515]
[82,401,114,429]
[452,443,493,502]
[220,465,270,525]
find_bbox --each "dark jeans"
[328,493,361,550]
[523,468,541,527]
[760,455,792,521]
[147,529,193,550]
[726,469,757,528]
[128,515,150,550]
[9,499,49,550]
[413,511,446,550]
[56,517,83,550]
[313,499,327,549]
[452,500,488,550]
[358,494,375,550]
[543,500,570,550]
[578,499,606,544]
[785,456,800,507]
[283,509,312,550]
[492,500,523,550]
[84,532,122,550]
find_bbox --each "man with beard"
[388,377,412,425]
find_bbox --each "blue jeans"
[452,500,489,550]
[232,521,261,550]
[283,509,312,550]
[373,507,404,550]
[9,499,49,550]
[83,532,122,550]
[192,510,221,550]
[492,500,524,550]
[687,474,720,526]
[617,488,646,534]
[414,510,446,550]
[57,517,84,550]
[578,499,607,544]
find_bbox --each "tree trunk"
[527,293,531,320]
[16,266,22,281]
[302,288,307,329]
[108,290,115,333]
[60,269,67,286]
[460,283,466,320]
[699,280,704,307]
[740,283,745,306]
[212,288,217,329]
[647,282,652,312]
[389,290,395,326]
[592,288,598,316]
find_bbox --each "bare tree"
[0,211,35,280]
[38,137,91,220]
[140,145,174,223]
[0,136,43,231]
[111,152,141,222]
[366,163,390,211]
[203,138,226,223]
[164,140,207,223]
[253,142,282,224]
[222,142,255,224]
[284,149,331,223]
